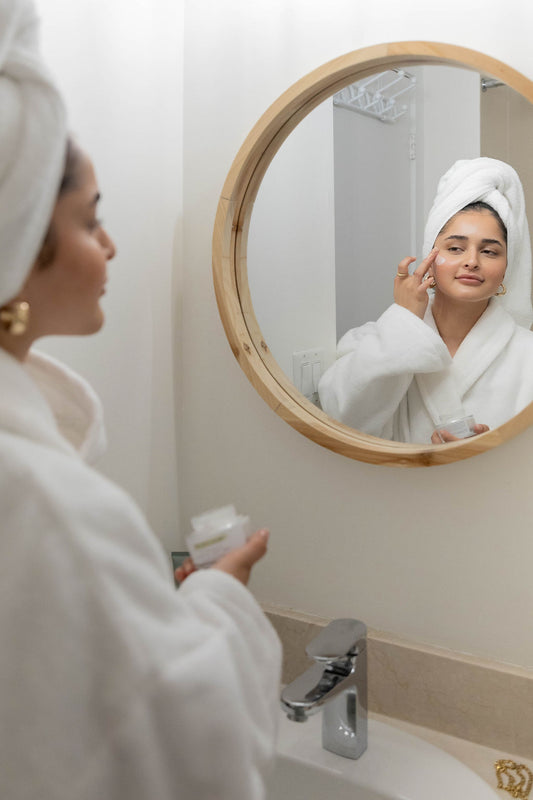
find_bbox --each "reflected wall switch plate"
[292,349,325,401]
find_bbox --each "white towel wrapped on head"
[423,157,533,329]
[0,0,66,307]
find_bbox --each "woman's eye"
[482,249,497,256]
[448,246,462,253]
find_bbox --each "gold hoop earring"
[429,280,437,289]
[0,300,30,335]
[495,283,507,297]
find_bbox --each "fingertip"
[246,528,269,547]
[246,529,269,560]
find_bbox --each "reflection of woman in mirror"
[319,158,533,444]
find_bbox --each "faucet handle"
[306,618,367,663]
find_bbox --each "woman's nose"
[99,227,116,260]
[464,249,479,268]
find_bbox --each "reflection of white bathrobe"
[318,300,533,443]
[0,348,281,800]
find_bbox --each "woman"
[0,3,280,799]
[318,158,533,444]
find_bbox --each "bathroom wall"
[418,65,480,229]
[35,0,183,548]
[181,0,533,670]
[481,82,533,263]
[247,97,337,380]
[333,82,412,334]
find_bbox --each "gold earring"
[0,300,30,335]
[430,280,437,289]
[495,283,507,297]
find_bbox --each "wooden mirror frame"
[212,42,533,467]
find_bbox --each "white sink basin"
[266,713,499,800]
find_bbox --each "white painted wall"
[181,0,533,671]
[35,0,183,548]
[247,98,336,379]
[419,64,481,237]
[333,90,413,335]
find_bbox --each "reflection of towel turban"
[0,0,66,307]
[423,157,533,329]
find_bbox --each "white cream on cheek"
[435,254,446,266]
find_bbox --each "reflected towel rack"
[481,76,505,92]
[333,69,416,124]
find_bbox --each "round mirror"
[212,42,533,466]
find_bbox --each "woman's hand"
[431,424,490,444]
[213,529,269,586]
[174,556,197,585]
[394,248,438,319]
[174,529,270,588]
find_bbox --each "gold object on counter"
[495,759,533,799]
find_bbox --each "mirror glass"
[247,63,533,444]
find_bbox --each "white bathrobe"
[318,300,533,443]
[0,347,281,800]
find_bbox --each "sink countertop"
[371,712,533,794]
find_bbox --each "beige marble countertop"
[372,711,533,796]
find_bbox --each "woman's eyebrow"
[444,234,503,246]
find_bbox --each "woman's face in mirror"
[431,209,507,305]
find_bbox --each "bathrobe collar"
[426,299,515,395]
[0,346,106,463]
[416,299,516,425]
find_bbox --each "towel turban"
[423,157,533,329]
[0,0,66,307]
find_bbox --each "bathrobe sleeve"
[318,304,451,437]
[0,447,281,800]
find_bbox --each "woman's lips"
[456,275,483,284]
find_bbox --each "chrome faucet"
[280,618,367,759]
